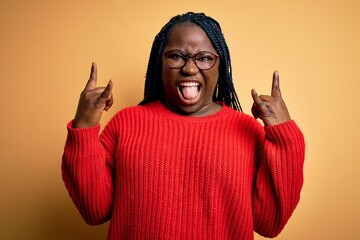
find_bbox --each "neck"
[160,99,222,117]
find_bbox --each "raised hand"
[73,63,114,128]
[251,71,291,126]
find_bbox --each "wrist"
[73,118,99,128]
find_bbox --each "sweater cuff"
[264,120,305,149]
[64,120,101,157]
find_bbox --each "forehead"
[165,23,215,52]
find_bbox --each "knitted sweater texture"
[62,101,305,240]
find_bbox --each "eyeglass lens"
[165,50,218,70]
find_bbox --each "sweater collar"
[146,100,234,122]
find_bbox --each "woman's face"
[161,23,221,116]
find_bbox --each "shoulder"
[107,101,162,125]
[114,101,158,116]
[218,104,265,139]
[101,103,156,135]
[222,104,261,126]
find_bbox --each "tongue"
[182,86,198,100]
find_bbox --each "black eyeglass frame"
[163,50,220,70]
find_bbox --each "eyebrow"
[166,49,216,56]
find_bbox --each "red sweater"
[62,101,305,240]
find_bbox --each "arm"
[62,121,116,225]
[251,71,305,237]
[252,120,305,237]
[62,63,116,225]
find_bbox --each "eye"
[167,52,186,61]
[196,53,214,62]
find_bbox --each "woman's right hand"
[73,63,113,128]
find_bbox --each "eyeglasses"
[163,50,219,70]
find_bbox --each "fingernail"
[274,70,279,79]
[252,88,257,94]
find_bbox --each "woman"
[62,12,305,239]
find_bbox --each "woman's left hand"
[251,71,291,126]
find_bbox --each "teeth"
[179,82,199,87]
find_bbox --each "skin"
[161,23,222,117]
[73,26,291,127]
[251,70,291,126]
[73,62,113,128]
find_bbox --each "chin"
[168,98,215,117]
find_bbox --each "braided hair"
[139,12,242,112]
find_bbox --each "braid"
[139,12,242,112]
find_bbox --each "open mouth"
[177,81,201,103]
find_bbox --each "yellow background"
[1,0,359,239]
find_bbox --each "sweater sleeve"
[252,120,305,237]
[61,119,117,225]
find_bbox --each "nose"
[181,57,199,75]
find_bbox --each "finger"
[251,88,263,106]
[104,95,114,111]
[96,80,113,107]
[85,62,97,90]
[251,103,260,119]
[259,95,272,102]
[271,70,282,98]
[251,89,267,112]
